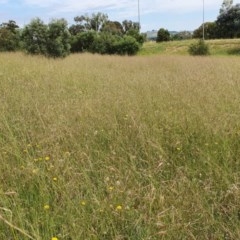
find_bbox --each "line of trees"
[193,1,240,39]
[0,13,146,57]
[155,0,240,42]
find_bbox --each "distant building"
[145,30,158,41]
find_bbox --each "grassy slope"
[0,52,240,239]
[139,38,240,56]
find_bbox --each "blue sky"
[0,0,239,32]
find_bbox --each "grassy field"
[139,39,240,56]
[0,52,240,239]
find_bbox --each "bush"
[126,29,145,45]
[91,33,140,55]
[91,33,118,54]
[21,18,71,58]
[21,18,48,55]
[0,20,20,51]
[47,19,71,58]
[113,35,140,55]
[156,28,170,42]
[70,31,97,53]
[188,39,210,56]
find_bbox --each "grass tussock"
[1,52,240,239]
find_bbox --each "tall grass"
[0,52,240,239]
[139,39,240,56]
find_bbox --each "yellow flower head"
[45,156,50,161]
[80,201,86,206]
[53,177,57,181]
[52,237,58,240]
[44,205,50,210]
[116,205,122,211]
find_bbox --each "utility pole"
[203,0,205,40]
[138,0,141,31]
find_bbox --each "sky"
[0,0,239,32]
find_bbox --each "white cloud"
[4,0,232,31]
[22,0,224,15]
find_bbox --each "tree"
[113,35,140,55]
[193,22,217,39]
[126,29,145,45]
[0,20,20,51]
[101,21,124,35]
[216,3,240,38]
[220,0,233,14]
[89,32,140,55]
[69,24,85,35]
[21,18,48,55]
[47,19,71,58]
[156,28,170,42]
[72,12,108,33]
[21,18,71,57]
[122,20,140,33]
[120,20,144,44]
[70,31,97,53]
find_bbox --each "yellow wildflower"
[45,156,50,161]
[44,205,50,210]
[116,205,122,211]
[80,201,86,206]
[53,177,57,181]
[52,237,58,240]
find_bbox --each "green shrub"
[113,35,140,55]
[21,18,71,58]
[91,33,118,54]
[156,28,170,42]
[47,19,71,58]
[91,33,140,55]
[188,39,210,56]
[0,20,20,52]
[70,31,97,53]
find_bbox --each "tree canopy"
[0,20,19,51]
[156,28,170,42]
[193,22,217,39]
[192,0,240,39]
[216,3,240,38]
